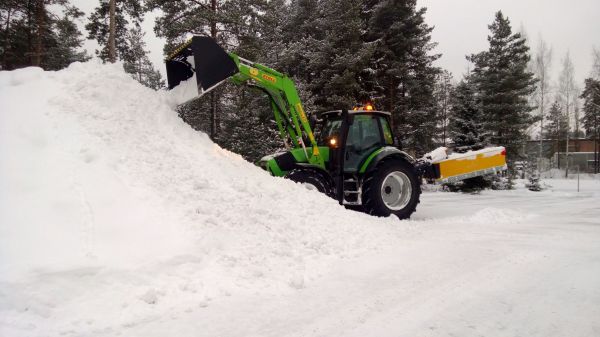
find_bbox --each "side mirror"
[394,136,402,149]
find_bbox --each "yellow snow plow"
[423,147,507,184]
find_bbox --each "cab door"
[344,114,385,172]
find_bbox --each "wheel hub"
[380,171,412,211]
[302,182,318,191]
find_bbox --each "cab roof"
[319,110,391,117]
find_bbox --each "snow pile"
[5,63,598,337]
[422,146,448,163]
[0,62,403,336]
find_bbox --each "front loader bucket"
[165,36,239,94]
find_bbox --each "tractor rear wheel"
[286,169,333,196]
[362,159,420,219]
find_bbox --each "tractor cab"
[316,109,396,173]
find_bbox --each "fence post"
[577,166,580,192]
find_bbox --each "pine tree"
[148,0,285,157]
[580,78,600,173]
[526,168,543,191]
[45,6,90,70]
[122,27,164,89]
[271,0,323,103]
[581,78,600,137]
[1,0,88,70]
[449,76,487,149]
[147,0,267,139]
[217,86,283,162]
[85,0,143,64]
[0,1,31,70]
[305,0,373,110]
[214,0,284,159]
[365,0,440,155]
[544,100,568,159]
[433,70,454,146]
[255,0,289,67]
[469,11,537,162]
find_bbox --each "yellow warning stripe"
[437,152,506,181]
[165,38,193,61]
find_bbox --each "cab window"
[380,117,394,145]
[347,115,381,149]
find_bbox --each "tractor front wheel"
[286,169,333,196]
[362,160,421,219]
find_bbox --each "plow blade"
[424,147,507,183]
[435,147,507,183]
[165,36,239,93]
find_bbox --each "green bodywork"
[261,145,406,178]
[359,148,384,174]
[227,54,325,169]
[165,37,406,179]
[224,54,395,177]
[262,147,332,177]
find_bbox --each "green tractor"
[166,36,422,219]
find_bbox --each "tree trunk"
[108,0,116,63]
[2,8,13,69]
[556,118,560,170]
[215,92,221,137]
[594,112,600,173]
[209,0,218,138]
[33,0,44,67]
[388,77,396,129]
[26,0,33,65]
[442,97,447,146]
[565,98,570,178]
[539,84,545,165]
[210,92,216,138]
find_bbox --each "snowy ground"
[1,63,599,337]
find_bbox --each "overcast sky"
[74,0,600,86]
[419,0,600,84]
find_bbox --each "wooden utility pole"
[108,0,116,63]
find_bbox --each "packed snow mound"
[0,62,404,336]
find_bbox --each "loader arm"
[229,54,324,167]
[165,36,324,168]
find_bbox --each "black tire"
[286,169,333,196]
[362,159,421,219]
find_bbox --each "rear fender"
[359,147,416,175]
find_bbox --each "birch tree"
[532,36,552,161]
[592,47,600,80]
[557,52,577,176]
